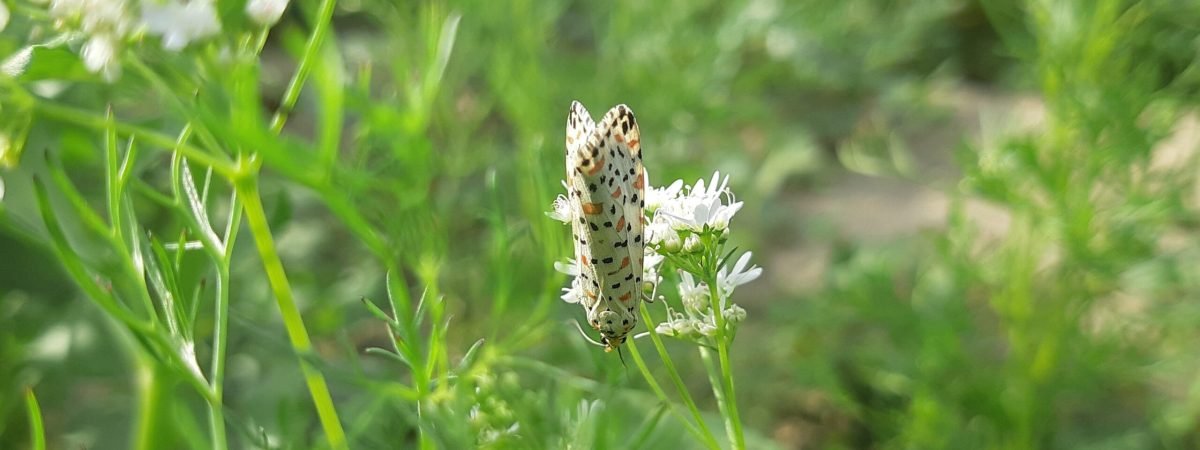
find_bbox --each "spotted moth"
[564,101,648,352]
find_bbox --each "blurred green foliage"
[3,0,1200,448]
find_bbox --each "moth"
[564,101,648,352]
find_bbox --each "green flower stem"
[206,191,242,450]
[134,356,178,450]
[270,0,338,134]
[237,176,348,450]
[637,303,722,450]
[624,335,714,449]
[705,278,745,450]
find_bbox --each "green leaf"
[25,388,45,450]
[1,39,90,82]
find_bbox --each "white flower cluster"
[50,0,134,80]
[645,171,744,252]
[654,251,759,339]
[44,0,287,82]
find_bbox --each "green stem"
[637,304,722,450]
[706,280,745,450]
[270,0,338,134]
[237,177,348,450]
[207,192,242,450]
[625,336,714,449]
[133,356,178,450]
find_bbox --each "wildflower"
[554,259,583,304]
[645,177,683,214]
[724,304,747,323]
[245,0,287,26]
[677,271,709,313]
[652,171,744,233]
[682,234,703,253]
[717,252,762,299]
[647,218,681,251]
[696,320,717,337]
[141,0,221,51]
[49,0,133,80]
[547,194,572,223]
[81,34,121,81]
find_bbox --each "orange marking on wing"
[619,257,630,270]
[615,134,625,143]
[619,292,632,302]
[611,186,623,199]
[581,258,589,267]
[628,138,639,148]
[587,157,606,176]
[616,216,626,231]
[582,203,602,215]
[633,174,645,189]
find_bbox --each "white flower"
[646,218,679,250]
[553,259,580,276]
[677,271,708,313]
[645,178,682,213]
[0,2,9,32]
[560,277,583,304]
[82,34,121,81]
[653,171,743,233]
[643,249,664,287]
[724,304,747,323]
[717,252,762,299]
[696,320,717,337]
[683,234,703,253]
[547,194,572,223]
[141,0,221,51]
[245,0,287,26]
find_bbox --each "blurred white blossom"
[81,33,120,81]
[50,0,133,80]
[0,2,9,32]
[141,0,221,51]
[245,0,287,27]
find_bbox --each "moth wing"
[588,104,645,334]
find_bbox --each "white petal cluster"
[648,171,744,240]
[50,0,133,81]
[547,194,572,223]
[245,0,288,27]
[141,0,221,51]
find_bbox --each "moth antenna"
[616,345,628,369]
[571,320,607,348]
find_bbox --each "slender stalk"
[207,191,242,450]
[270,0,338,133]
[705,280,745,450]
[637,304,722,449]
[237,177,348,450]
[625,337,716,449]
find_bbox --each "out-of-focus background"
[5,0,1200,448]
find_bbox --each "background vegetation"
[4,0,1200,448]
